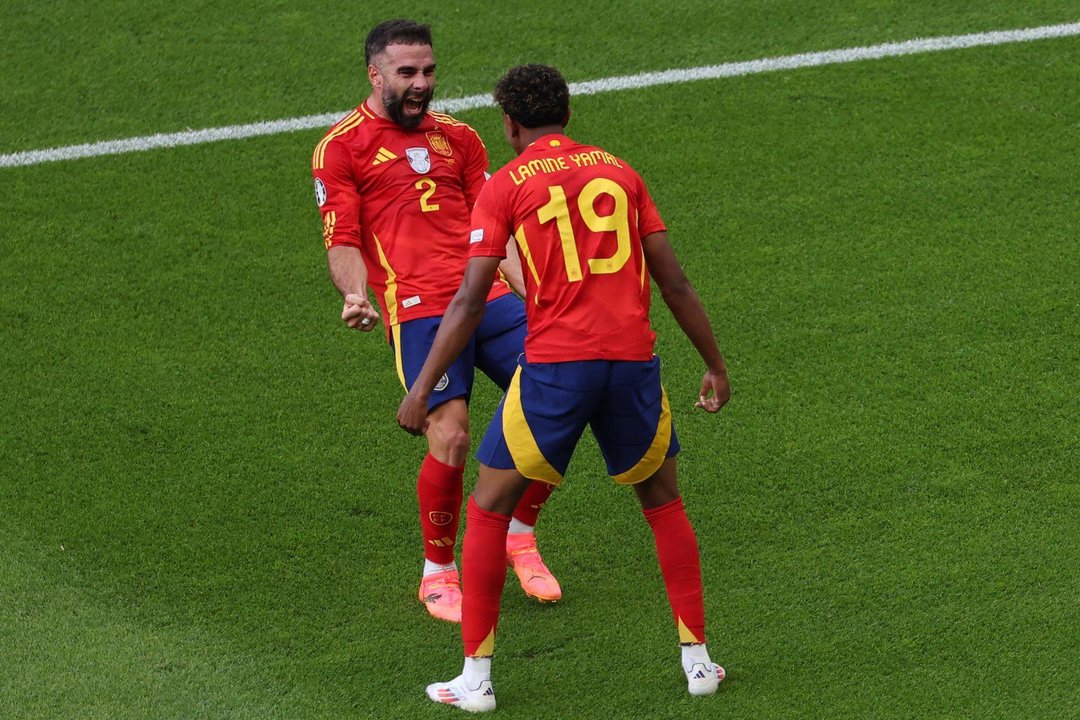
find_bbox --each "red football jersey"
[469,134,666,362]
[312,100,511,329]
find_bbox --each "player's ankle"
[463,656,492,686]
[681,642,711,673]
[423,559,458,576]
[508,518,534,534]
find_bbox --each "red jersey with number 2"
[312,100,510,329]
[469,134,666,362]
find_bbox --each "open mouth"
[384,88,432,128]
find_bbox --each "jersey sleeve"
[633,171,666,236]
[459,125,490,210]
[312,138,362,250]
[468,175,510,259]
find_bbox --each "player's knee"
[633,458,680,509]
[427,420,471,464]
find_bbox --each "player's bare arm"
[327,245,380,332]
[397,256,503,434]
[641,230,730,412]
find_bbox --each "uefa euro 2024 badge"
[406,147,431,174]
[314,177,327,206]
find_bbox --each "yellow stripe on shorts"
[391,324,407,390]
[502,367,563,486]
[611,385,672,485]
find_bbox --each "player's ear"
[561,110,571,128]
[367,63,381,89]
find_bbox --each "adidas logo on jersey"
[371,147,398,166]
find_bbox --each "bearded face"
[382,82,434,129]
[371,43,437,129]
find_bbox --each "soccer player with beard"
[397,64,730,710]
[312,20,562,624]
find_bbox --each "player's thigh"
[476,359,605,487]
[474,294,527,391]
[590,356,681,486]
[391,316,477,412]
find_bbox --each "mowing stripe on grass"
[2,21,1078,169]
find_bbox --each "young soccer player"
[397,63,731,710]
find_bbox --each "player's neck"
[519,126,567,151]
[363,96,390,121]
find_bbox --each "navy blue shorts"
[477,356,680,486]
[391,294,527,411]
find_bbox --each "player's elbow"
[464,294,488,317]
[658,276,694,305]
[450,291,487,321]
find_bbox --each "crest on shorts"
[434,373,449,391]
[426,131,453,157]
[406,147,431,174]
[428,511,453,526]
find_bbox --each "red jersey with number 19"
[312,100,511,329]
[469,134,666,363]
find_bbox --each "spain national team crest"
[428,511,453,526]
[406,147,431,174]
[426,131,453,157]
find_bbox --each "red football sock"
[510,481,554,527]
[643,497,707,644]
[462,497,511,657]
[417,452,464,565]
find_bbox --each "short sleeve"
[634,172,666,237]
[312,138,362,250]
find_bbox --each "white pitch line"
[2,21,1078,169]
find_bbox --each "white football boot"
[426,674,497,713]
[685,662,725,696]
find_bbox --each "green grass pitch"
[2,2,1078,718]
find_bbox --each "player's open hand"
[397,392,430,436]
[342,293,380,331]
[695,367,731,413]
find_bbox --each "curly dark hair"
[493,64,569,129]
[364,19,432,66]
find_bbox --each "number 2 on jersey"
[415,178,440,212]
[535,178,631,282]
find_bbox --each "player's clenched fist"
[342,292,380,331]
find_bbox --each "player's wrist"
[705,360,727,377]
[410,383,432,402]
[342,288,368,302]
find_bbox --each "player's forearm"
[411,292,486,399]
[327,245,369,298]
[410,258,501,399]
[661,283,727,374]
[642,231,726,373]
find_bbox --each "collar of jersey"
[525,132,573,152]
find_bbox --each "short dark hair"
[493,64,570,129]
[364,19,432,66]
